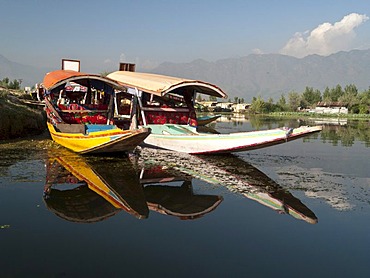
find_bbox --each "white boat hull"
[142,125,322,154]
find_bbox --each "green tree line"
[0,77,22,90]
[248,84,370,114]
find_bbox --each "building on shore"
[311,102,348,114]
[198,101,250,113]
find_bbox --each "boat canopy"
[42,70,123,93]
[107,71,228,99]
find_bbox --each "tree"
[357,88,370,114]
[339,84,358,112]
[330,84,344,101]
[8,79,21,89]
[0,77,9,87]
[322,87,331,102]
[344,84,358,96]
[302,86,321,107]
[249,96,265,114]
[209,95,217,101]
[288,91,301,111]
[0,77,21,89]
[264,97,276,113]
[277,94,288,111]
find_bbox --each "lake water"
[1,116,369,278]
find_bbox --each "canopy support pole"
[135,88,147,126]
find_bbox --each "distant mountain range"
[0,54,52,88]
[1,49,370,100]
[151,49,370,100]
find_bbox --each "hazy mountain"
[1,49,370,100]
[0,54,51,88]
[151,49,370,100]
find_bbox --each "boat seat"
[85,124,116,133]
[146,112,189,124]
[55,123,86,134]
[59,112,108,125]
[141,107,192,125]
[58,103,108,124]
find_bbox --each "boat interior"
[54,85,112,125]
[136,90,198,127]
[46,78,136,132]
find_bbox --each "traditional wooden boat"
[107,71,322,154]
[42,70,151,154]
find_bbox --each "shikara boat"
[107,71,322,154]
[42,70,151,154]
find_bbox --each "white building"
[313,102,348,114]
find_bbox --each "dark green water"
[1,116,369,277]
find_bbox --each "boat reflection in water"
[140,149,318,224]
[140,165,223,220]
[43,149,149,222]
[43,147,317,224]
[43,148,223,222]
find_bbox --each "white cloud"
[280,13,369,58]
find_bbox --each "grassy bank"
[210,111,370,120]
[267,111,370,120]
[0,88,46,140]
[200,111,370,120]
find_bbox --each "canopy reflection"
[140,165,223,220]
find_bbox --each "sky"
[1,0,370,73]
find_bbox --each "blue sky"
[1,0,370,73]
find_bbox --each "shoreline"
[1,88,369,142]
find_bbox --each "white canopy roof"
[107,71,228,98]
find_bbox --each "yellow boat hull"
[47,122,150,154]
